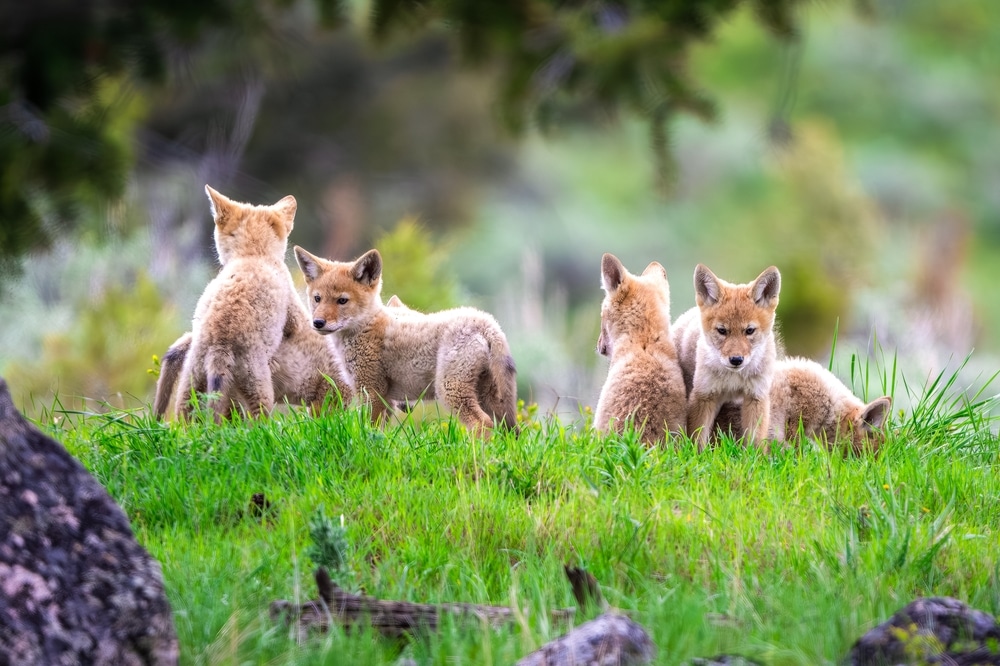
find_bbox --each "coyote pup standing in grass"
[293,247,518,435]
[172,186,350,420]
[594,254,686,445]
[673,264,781,449]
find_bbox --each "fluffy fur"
[593,254,687,446]
[769,357,892,454]
[713,357,892,454]
[173,186,350,420]
[673,264,781,449]
[294,247,518,435]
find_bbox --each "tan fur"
[593,254,687,446]
[768,357,892,454]
[673,264,781,449]
[385,294,414,312]
[293,247,518,435]
[712,358,892,454]
[173,186,351,420]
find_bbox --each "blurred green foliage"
[376,217,460,312]
[5,272,180,414]
[1,0,822,276]
[0,0,346,276]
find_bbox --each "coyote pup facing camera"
[673,264,781,449]
[293,247,518,435]
[594,254,686,446]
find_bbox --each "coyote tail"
[153,333,192,419]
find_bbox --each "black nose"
[313,319,326,329]
[729,356,744,367]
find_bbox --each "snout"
[310,318,343,335]
[728,355,744,368]
[311,318,339,335]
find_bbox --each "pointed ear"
[205,185,234,224]
[861,396,892,431]
[272,194,297,236]
[693,264,720,307]
[601,254,626,292]
[641,261,667,281]
[273,194,297,217]
[386,295,404,308]
[752,266,781,307]
[353,249,382,286]
[294,246,324,283]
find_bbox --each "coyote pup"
[172,186,350,420]
[293,247,518,435]
[593,254,687,445]
[673,264,781,449]
[769,357,892,454]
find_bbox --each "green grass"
[38,361,1000,666]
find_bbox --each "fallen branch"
[270,567,577,640]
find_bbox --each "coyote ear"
[641,261,667,281]
[273,194,297,216]
[693,264,720,306]
[353,249,382,286]
[271,195,297,237]
[294,246,324,283]
[861,396,892,431]
[601,254,626,292]
[752,266,781,308]
[205,185,235,225]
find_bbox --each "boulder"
[0,378,178,665]
[845,596,1000,665]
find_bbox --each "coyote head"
[598,253,672,356]
[694,264,780,373]
[843,395,893,454]
[206,185,296,265]
[294,247,383,336]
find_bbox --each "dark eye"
[337,297,348,305]
[745,326,756,335]
[313,294,320,303]
[716,326,727,336]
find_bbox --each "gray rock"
[845,596,1000,665]
[515,613,654,666]
[687,656,762,666]
[0,378,178,665]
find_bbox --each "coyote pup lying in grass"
[673,264,781,449]
[715,357,892,454]
[168,186,350,420]
[293,247,518,435]
[769,357,892,454]
[593,254,686,446]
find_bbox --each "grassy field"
[39,357,1000,666]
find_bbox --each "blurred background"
[1,0,998,418]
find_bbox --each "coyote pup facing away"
[594,254,687,445]
[172,186,350,420]
[293,247,518,435]
[673,264,781,449]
